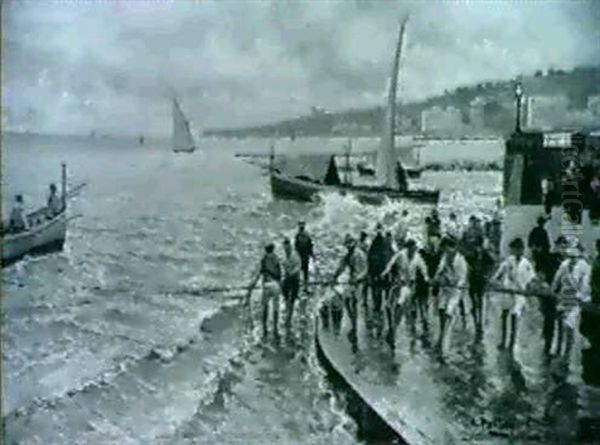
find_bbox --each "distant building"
[421,106,464,136]
[588,95,600,116]
[395,114,415,132]
[525,95,570,130]
[331,122,372,136]
[469,97,486,129]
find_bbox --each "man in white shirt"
[433,237,468,353]
[332,234,368,342]
[444,212,462,240]
[382,240,409,341]
[405,239,430,334]
[395,209,410,248]
[8,194,28,233]
[491,237,535,351]
[551,245,591,360]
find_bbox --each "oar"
[66,182,88,199]
[65,213,83,223]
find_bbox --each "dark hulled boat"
[269,19,438,205]
[270,169,439,204]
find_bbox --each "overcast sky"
[3,0,599,136]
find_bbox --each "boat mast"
[61,163,67,211]
[514,80,523,134]
[377,16,409,189]
[269,141,275,173]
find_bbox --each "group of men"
[6,183,63,233]
[245,209,598,363]
[328,212,494,354]
[245,221,314,339]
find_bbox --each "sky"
[2,0,599,136]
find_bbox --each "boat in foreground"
[2,164,69,267]
[2,213,67,267]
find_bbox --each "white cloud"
[2,0,599,135]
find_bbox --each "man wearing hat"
[294,221,315,294]
[551,239,591,360]
[246,242,283,339]
[332,234,367,341]
[432,236,468,353]
[8,194,28,233]
[382,238,430,339]
[528,216,551,272]
[281,237,302,333]
[491,237,535,351]
[46,183,63,218]
[368,222,389,335]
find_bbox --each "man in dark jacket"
[368,223,388,334]
[396,161,408,192]
[537,236,566,355]
[528,216,550,271]
[295,221,314,293]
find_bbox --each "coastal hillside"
[204,65,600,138]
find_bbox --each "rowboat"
[2,164,69,267]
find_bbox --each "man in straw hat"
[551,238,591,360]
[332,234,368,343]
[490,237,535,351]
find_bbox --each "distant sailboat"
[376,17,422,183]
[172,98,195,153]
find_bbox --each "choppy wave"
[3,136,506,444]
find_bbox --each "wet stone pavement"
[316,288,595,445]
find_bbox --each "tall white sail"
[172,98,195,152]
[377,17,408,188]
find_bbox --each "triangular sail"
[172,98,195,152]
[377,17,408,188]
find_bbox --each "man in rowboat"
[245,243,283,339]
[8,195,28,233]
[46,184,63,218]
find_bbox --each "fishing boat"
[269,18,439,205]
[172,98,196,153]
[2,164,69,267]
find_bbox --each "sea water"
[1,133,502,444]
